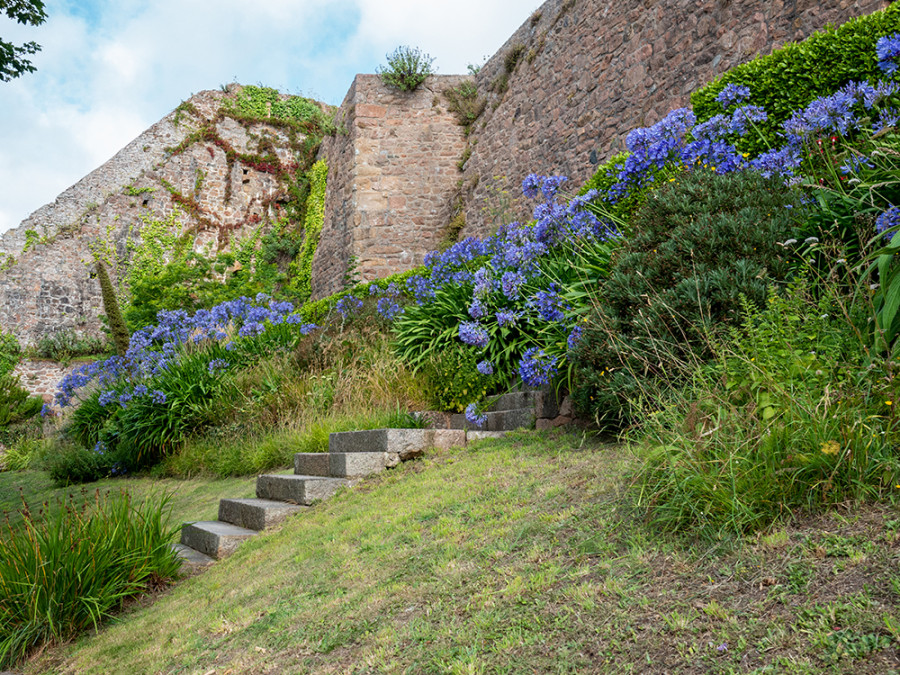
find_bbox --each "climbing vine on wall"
[287,159,327,303]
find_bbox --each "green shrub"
[444,80,485,128]
[421,342,497,413]
[43,441,116,485]
[0,373,42,428]
[631,280,900,539]
[0,490,180,668]
[287,159,328,303]
[572,169,803,427]
[691,3,900,155]
[0,329,20,376]
[377,46,435,92]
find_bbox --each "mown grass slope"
[24,432,900,674]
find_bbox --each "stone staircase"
[176,428,470,565]
[175,392,556,567]
[424,388,567,432]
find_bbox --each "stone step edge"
[180,521,259,560]
[218,498,306,531]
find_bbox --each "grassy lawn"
[17,431,900,674]
[0,470,257,531]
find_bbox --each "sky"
[0,0,534,234]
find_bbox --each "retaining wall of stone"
[311,75,468,298]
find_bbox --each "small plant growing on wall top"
[377,45,435,92]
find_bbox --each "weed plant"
[377,46,435,92]
[0,489,180,668]
[25,329,109,364]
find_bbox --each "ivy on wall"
[288,159,328,303]
[98,86,335,328]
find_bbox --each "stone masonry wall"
[0,87,310,346]
[311,75,468,298]
[13,359,82,403]
[458,0,892,237]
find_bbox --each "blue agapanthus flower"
[459,321,489,349]
[877,33,900,75]
[519,347,558,387]
[465,403,488,428]
[476,360,494,376]
[876,205,900,241]
[716,83,751,109]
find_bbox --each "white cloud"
[0,0,535,234]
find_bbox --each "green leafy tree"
[1,0,48,82]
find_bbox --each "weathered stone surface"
[558,395,574,418]
[172,542,215,568]
[449,408,535,432]
[180,521,258,559]
[218,498,305,531]
[432,429,467,450]
[255,474,348,505]
[328,428,459,459]
[328,452,390,478]
[0,86,324,348]
[536,415,574,431]
[293,453,330,477]
[312,75,469,298]
[486,391,540,412]
[13,359,82,402]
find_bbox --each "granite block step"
[328,428,466,458]
[171,542,215,568]
[180,521,258,560]
[218,498,306,531]
[448,408,535,432]
[328,451,394,478]
[293,452,330,476]
[256,474,349,505]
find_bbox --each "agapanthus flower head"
[468,297,486,320]
[540,175,568,201]
[876,205,900,242]
[716,83,751,109]
[877,33,900,75]
[459,321,489,349]
[519,347,558,387]
[840,153,874,175]
[522,173,543,199]
[335,295,363,318]
[729,105,768,136]
[496,309,521,328]
[376,297,404,321]
[476,360,494,376]
[464,403,488,428]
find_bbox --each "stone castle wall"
[457,0,892,236]
[0,88,307,347]
[312,75,468,298]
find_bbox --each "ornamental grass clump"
[631,281,900,540]
[0,489,180,668]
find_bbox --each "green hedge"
[691,3,900,155]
